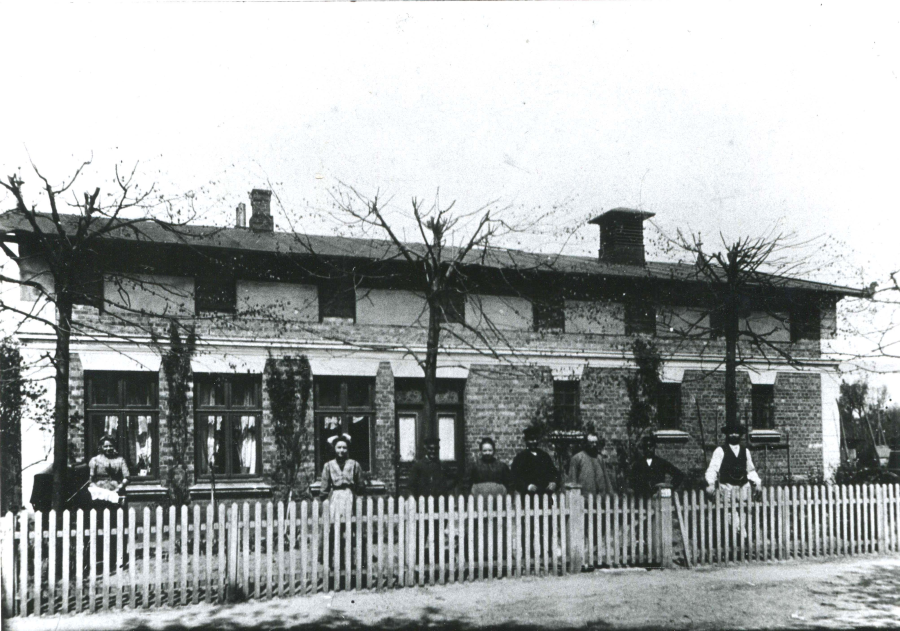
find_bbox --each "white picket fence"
[3,482,900,618]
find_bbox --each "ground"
[5,556,900,630]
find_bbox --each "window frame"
[318,277,357,322]
[553,380,581,430]
[435,290,466,325]
[657,382,682,430]
[193,373,263,479]
[790,303,821,342]
[84,371,160,479]
[195,275,237,314]
[751,384,776,430]
[313,376,375,472]
[625,301,657,336]
[533,297,565,332]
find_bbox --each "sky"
[2,0,899,395]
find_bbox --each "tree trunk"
[52,298,73,513]
[423,298,440,441]
[0,346,23,513]
[724,295,739,433]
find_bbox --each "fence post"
[567,488,584,571]
[1,512,13,617]
[656,486,674,569]
[876,484,887,554]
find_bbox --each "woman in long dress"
[464,437,510,497]
[88,435,130,505]
[320,433,364,519]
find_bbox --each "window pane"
[198,414,226,475]
[438,415,456,461]
[90,374,119,406]
[231,379,260,408]
[658,384,681,430]
[346,379,371,408]
[125,414,155,476]
[320,414,343,461]
[752,385,775,430]
[348,415,371,470]
[319,278,356,320]
[316,379,342,408]
[87,413,121,459]
[233,414,259,474]
[125,375,156,407]
[398,415,417,462]
[197,379,225,407]
[196,276,236,313]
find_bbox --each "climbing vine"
[265,354,312,503]
[161,322,196,506]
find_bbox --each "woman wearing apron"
[320,433,364,519]
[464,437,510,497]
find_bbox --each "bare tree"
[0,159,200,511]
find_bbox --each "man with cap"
[511,425,560,495]
[630,433,684,498]
[705,423,763,500]
[408,437,455,498]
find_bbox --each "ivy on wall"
[264,355,312,503]
[161,322,196,506]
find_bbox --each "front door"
[395,379,465,496]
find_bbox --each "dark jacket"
[631,456,684,497]
[511,449,560,495]
[408,458,454,498]
[463,457,511,494]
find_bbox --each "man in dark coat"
[511,425,560,495]
[631,434,684,497]
[408,437,454,499]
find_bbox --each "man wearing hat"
[511,425,560,495]
[408,437,455,498]
[704,423,763,500]
[630,433,684,498]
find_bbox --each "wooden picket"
[3,483,899,618]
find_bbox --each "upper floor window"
[196,276,236,314]
[194,374,262,477]
[625,301,656,336]
[751,384,776,430]
[534,297,565,332]
[85,372,159,478]
[790,303,820,342]
[314,377,374,471]
[553,380,580,430]
[709,308,725,340]
[436,290,465,325]
[657,383,682,430]
[319,277,356,322]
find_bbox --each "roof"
[0,210,867,298]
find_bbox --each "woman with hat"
[320,433,364,518]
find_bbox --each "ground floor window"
[752,384,776,430]
[657,383,682,430]
[194,374,262,476]
[314,376,374,471]
[85,371,159,478]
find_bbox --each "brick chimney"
[588,208,655,265]
[248,189,273,233]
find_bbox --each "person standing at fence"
[704,423,763,501]
[88,435,130,505]
[630,434,684,498]
[511,425,560,495]
[568,432,613,498]
[409,437,455,498]
[320,433,364,518]
[464,437,511,497]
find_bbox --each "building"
[1,192,865,505]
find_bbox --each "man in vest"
[704,423,763,500]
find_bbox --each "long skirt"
[329,488,355,520]
[471,482,507,498]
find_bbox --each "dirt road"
[6,556,900,630]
